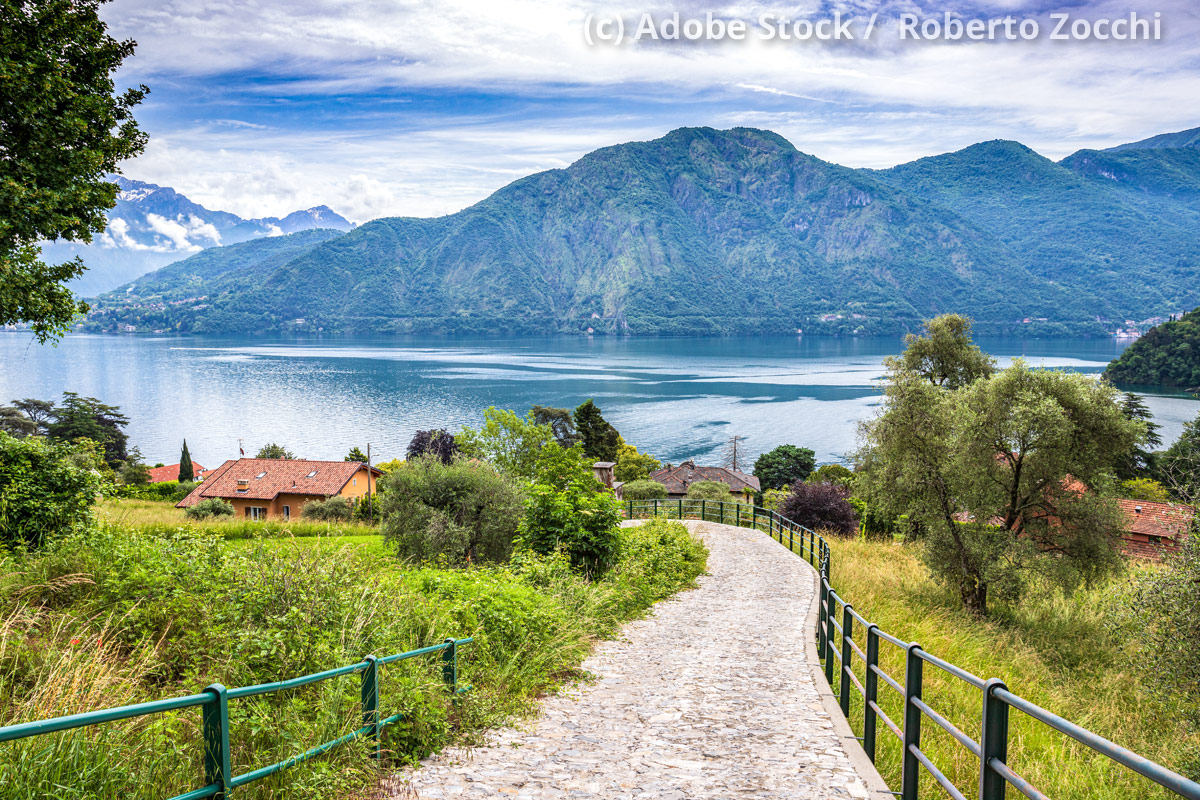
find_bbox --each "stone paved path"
[391,521,875,799]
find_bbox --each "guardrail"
[0,637,474,799]
[624,498,1200,800]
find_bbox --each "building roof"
[1117,499,1195,540]
[650,461,760,494]
[176,459,380,507]
[148,462,207,483]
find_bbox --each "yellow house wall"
[224,467,375,520]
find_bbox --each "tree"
[345,446,367,463]
[517,477,622,577]
[531,405,580,447]
[46,392,129,466]
[381,456,525,565]
[686,480,732,501]
[1160,410,1200,504]
[0,431,107,548]
[0,406,36,438]
[779,481,858,536]
[887,314,995,390]
[753,444,817,490]
[1,0,147,342]
[406,429,458,464]
[1114,393,1162,480]
[621,479,668,500]
[1120,477,1171,502]
[14,398,54,434]
[530,442,598,491]
[456,408,553,479]
[573,399,620,462]
[858,361,1142,615]
[178,439,194,483]
[256,443,294,460]
[722,435,747,472]
[807,463,856,489]
[614,440,661,483]
[118,446,150,485]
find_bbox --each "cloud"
[97,212,222,252]
[99,0,1200,219]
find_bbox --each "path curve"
[392,521,877,799]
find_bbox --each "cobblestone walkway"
[392,521,875,799]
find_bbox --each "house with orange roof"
[649,460,760,502]
[177,458,380,521]
[148,462,207,483]
[1116,499,1194,560]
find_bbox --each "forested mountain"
[83,126,1200,337]
[1104,308,1200,390]
[45,176,354,296]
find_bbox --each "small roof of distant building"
[650,461,760,494]
[177,458,380,507]
[148,462,207,483]
[1117,499,1195,540]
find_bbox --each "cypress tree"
[178,440,194,483]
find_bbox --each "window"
[244,506,267,521]
[306,470,318,478]
[282,505,290,520]
[256,472,267,479]
[353,477,357,486]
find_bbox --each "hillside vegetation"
[83,126,1200,337]
[1104,307,1200,389]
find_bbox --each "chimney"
[1135,505,1143,514]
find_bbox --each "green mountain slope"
[1106,126,1200,151]
[1104,308,1200,390]
[84,126,1200,337]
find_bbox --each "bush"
[779,480,858,536]
[300,496,354,521]
[381,456,525,565]
[115,480,197,503]
[685,480,732,501]
[807,463,855,489]
[517,478,622,578]
[621,479,667,500]
[184,498,234,520]
[0,432,107,549]
[1120,477,1171,502]
[610,519,708,605]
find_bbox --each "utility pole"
[366,442,373,524]
[723,435,745,473]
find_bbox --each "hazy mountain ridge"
[44,176,354,295]
[83,125,1200,337]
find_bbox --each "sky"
[102,0,1200,224]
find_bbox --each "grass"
[0,517,707,799]
[779,534,1198,800]
[97,497,378,540]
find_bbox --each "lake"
[1,333,1197,469]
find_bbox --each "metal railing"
[0,637,474,799]
[624,498,1200,800]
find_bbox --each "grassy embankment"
[779,534,1197,800]
[0,500,707,799]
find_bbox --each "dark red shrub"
[778,480,859,536]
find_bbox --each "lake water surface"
[1,333,1197,469]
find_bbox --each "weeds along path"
[391,521,877,799]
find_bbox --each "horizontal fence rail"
[0,637,474,799]
[624,498,1200,800]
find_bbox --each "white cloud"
[97,212,222,252]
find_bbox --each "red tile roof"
[176,459,380,507]
[650,461,760,495]
[1117,499,1195,540]
[148,462,207,483]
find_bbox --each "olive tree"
[859,354,1143,616]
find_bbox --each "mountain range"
[46,176,354,296]
[82,126,1200,336]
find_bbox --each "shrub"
[0,432,107,549]
[301,496,354,521]
[610,519,708,605]
[115,480,197,503]
[761,487,789,510]
[807,463,855,489]
[406,429,458,464]
[517,478,622,577]
[686,480,732,501]
[184,498,234,520]
[779,480,858,536]
[613,442,661,483]
[622,479,668,500]
[1120,477,1171,502]
[381,456,525,565]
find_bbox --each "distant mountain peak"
[1107,126,1200,152]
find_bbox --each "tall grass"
[97,498,378,540]
[785,535,1196,800]
[0,518,706,799]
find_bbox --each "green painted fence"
[624,498,1200,800]
[0,637,473,799]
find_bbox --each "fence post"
[736,503,741,528]
[442,638,457,694]
[864,625,879,762]
[627,499,633,519]
[840,604,854,715]
[901,644,924,800]
[824,593,837,685]
[701,499,707,522]
[677,499,683,519]
[202,683,231,800]
[361,655,380,759]
[817,559,828,657]
[788,524,794,553]
[979,679,1010,800]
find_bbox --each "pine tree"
[573,399,620,462]
[178,440,194,483]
